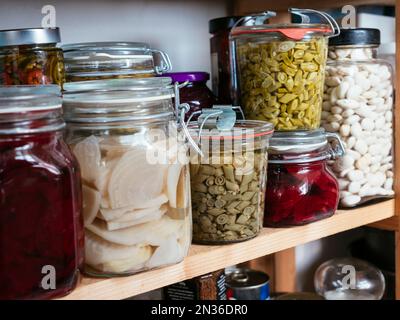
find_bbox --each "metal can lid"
[329,28,380,46]
[163,72,209,83]
[0,28,61,47]
[226,268,269,289]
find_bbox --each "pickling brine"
[63,78,192,276]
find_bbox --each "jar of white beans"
[322,28,394,208]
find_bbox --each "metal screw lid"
[0,28,61,47]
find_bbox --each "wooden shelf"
[61,200,394,300]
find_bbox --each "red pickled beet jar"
[264,130,344,227]
[0,86,83,299]
[164,72,215,121]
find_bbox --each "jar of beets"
[163,72,215,120]
[264,129,344,227]
[0,85,83,300]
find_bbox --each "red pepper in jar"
[264,130,342,227]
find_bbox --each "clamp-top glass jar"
[63,78,192,276]
[0,28,65,85]
[322,29,394,208]
[189,115,273,244]
[0,86,83,299]
[62,42,172,82]
[265,129,343,227]
[230,9,338,130]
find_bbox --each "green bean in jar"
[236,38,327,130]
[189,120,273,244]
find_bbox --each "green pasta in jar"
[230,11,337,131]
[189,120,273,244]
[0,28,65,86]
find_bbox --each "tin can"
[226,268,270,300]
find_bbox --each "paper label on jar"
[211,52,219,96]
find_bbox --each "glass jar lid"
[62,42,172,78]
[0,85,61,113]
[268,129,344,163]
[0,28,61,47]
[0,85,64,134]
[63,78,175,125]
[189,120,273,141]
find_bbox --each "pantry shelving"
[61,200,394,300]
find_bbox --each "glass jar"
[164,72,215,120]
[322,29,394,208]
[0,86,83,300]
[189,119,273,244]
[265,129,343,227]
[0,28,65,85]
[230,10,337,130]
[62,42,172,82]
[63,78,192,276]
[209,16,243,104]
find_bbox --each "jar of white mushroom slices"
[63,78,192,276]
[322,29,394,207]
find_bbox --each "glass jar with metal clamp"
[187,105,274,244]
[264,129,344,227]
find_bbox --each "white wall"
[0,0,230,73]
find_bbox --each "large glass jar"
[164,72,215,120]
[0,86,83,300]
[189,120,273,244]
[0,28,65,85]
[209,16,243,104]
[63,78,192,276]
[230,10,336,130]
[265,130,343,227]
[62,42,172,82]
[322,29,394,208]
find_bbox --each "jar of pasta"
[230,9,338,130]
[62,42,172,82]
[0,28,64,85]
[63,78,192,276]
[0,85,83,299]
[189,117,273,244]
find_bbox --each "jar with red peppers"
[164,72,215,120]
[0,28,65,85]
[209,17,243,104]
[264,129,344,227]
[0,86,83,299]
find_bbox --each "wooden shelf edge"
[369,216,399,231]
[61,199,394,300]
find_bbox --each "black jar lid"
[329,28,380,46]
[0,28,61,47]
[209,16,243,34]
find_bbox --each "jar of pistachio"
[230,9,338,130]
[189,120,273,244]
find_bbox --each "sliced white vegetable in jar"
[85,231,152,266]
[73,135,101,184]
[146,236,184,269]
[94,158,118,196]
[108,148,166,209]
[87,215,184,246]
[82,184,101,227]
[104,206,167,231]
[167,163,183,208]
[99,194,168,221]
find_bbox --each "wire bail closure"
[326,132,345,160]
[289,8,341,38]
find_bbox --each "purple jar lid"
[163,72,209,83]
